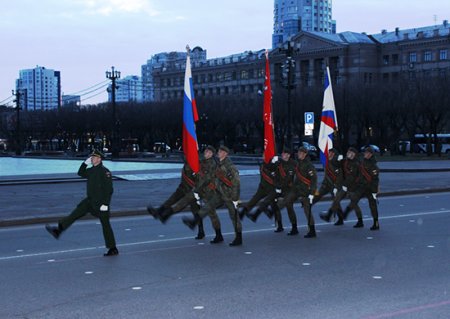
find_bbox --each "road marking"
[427,245,435,248]
[1,209,449,262]
[372,276,382,279]
[244,251,252,255]
[84,271,93,275]
[362,299,450,319]
[193,306,204,310]
[132,287,142,290]
[302,262,311,266]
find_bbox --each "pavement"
[1,158,449,227]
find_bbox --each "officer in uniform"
[154,145,217,240]
[147,160,205,239]
[183,145,242,246]
[314,148,346,225]
[45,150,118,256]
[239,155,281,230]
[343,146,380,230]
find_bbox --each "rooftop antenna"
[433,14,438,26]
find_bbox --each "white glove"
[337,155,343,161]
[271,156,279,164]
[232,201,239,209]
[342,186,348,192]
[308,195,314,204]
[193,192,200,200]
[84,157,92,165]
[275,188,282,194]
[333,188,337,196]
[372,193,377,200]
[100,205,108,212]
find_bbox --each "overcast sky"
[1,0,449,104]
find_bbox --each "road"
[1,192,449,318]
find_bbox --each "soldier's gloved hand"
[342,186,348,192]
[100,205,108,212]
[372,193,377,200]
[271,156,279,164]
[84,157,92,165]
[308,194,314,204]
[275,188,282,194]
[333,188,338,196]
[232,201,239,209]
[193,192,201,205]
[337,155,344,161]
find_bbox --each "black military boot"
[103,247,119,256]
[334,212,344,226]
[370,219,380,231]
[229,232,242,246]
[353,218,364,228]
[342,206,352,220]
[159,207,174,224]
[274,220,284,233]
[248,208,263,223]
[45,223,63,239]
[182,216,199,230]
[147,205,160,219]
[238,207,248,220]
[195,219,205,240]
[210,228,224,244]
[304,225,316,238]
[287,224,299,236]
[319,209,333,223]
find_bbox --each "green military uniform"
[345,149,380,230]
[59,161,116,249]
[314,150,346,225]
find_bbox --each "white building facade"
[108,75,143,103]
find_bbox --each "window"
[382,55,389,65]
[440,49,448,60]
[409,52,417,63]
[392,54,399,65]
[424,51,432,62]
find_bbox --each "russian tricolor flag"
[318,67,338,167]
[182,46,200,173]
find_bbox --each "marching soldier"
[343,146,380,230]
[45,150,118,256]
[183,145,242,246]
[147,160,205,239]
[315,148,346,225]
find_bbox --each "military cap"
[328,148,338,154]
[347,147,358,154]
[364,146,374,154]
[90,149,105,159]
[219,145,230,153]
[281,147,291,154]
[205,145,216,153]
[298,146,308,153]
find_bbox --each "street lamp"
[12,88,24,155]
[106,66,121,158]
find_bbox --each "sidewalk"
[1,160,449,227]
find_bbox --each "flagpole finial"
[265,49,269,59]
[186,45,190,54]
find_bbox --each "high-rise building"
[108,75,143,103]
[16,66,61,110]
[272,0,336,48]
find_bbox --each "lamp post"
[106,66,121,158]
[12,89,24,155]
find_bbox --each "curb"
[2,187,450,228]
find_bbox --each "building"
[150,21,449,102]
[16,66,61,111]
[62,95,81,107]
[141,47,207,102]
[108,75,143,103]
[272,0,336,48]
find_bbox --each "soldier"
[153,146,218,240]
[45,150,118,256]
[314,148,346,225]
[147,160,205,240]
[343,146,380,230]
[183,145,242,246]
[239,155,282,232]
[272,147,318,238]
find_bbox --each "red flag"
[263,50,276,164]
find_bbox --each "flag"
[263,50,276,164]
[182,47,200,173]
[318,66,338,167]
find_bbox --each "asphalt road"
[1,192,449,319]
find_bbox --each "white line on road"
[1,209,449,262]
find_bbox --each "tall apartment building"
[108,75,143,103]
[16,66,61,110]
[141,47,207,102]
[272,0,336,48]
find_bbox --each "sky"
[1,0,449,105]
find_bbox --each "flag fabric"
[182,49,200,173]
[263,50,276,164]
[318,66,338,167]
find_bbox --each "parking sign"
[304,112,314,124]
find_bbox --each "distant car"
[153,142,171,153]
[360,144,381,153]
